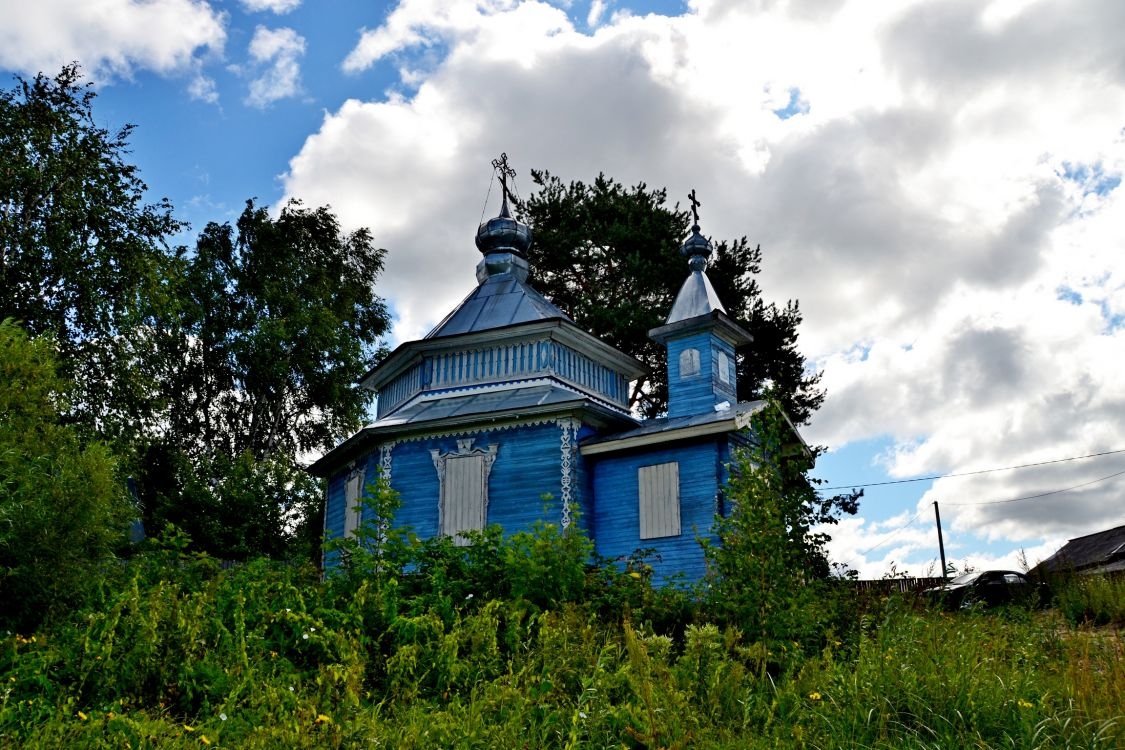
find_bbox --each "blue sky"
[4,0,1124,576]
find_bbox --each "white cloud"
[245,26,306,107]
[240,0,301,13]
[283,0,1125,573]
[0,0,225,83]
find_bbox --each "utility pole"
[934,501,948,581]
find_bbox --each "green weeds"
[1,481,1121,747]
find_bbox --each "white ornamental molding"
[430,438,499,536]
[556,418,580,528]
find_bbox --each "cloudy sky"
[4,0,1123,577]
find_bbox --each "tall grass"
[2,525,1121,748]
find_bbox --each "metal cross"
[492,153,517,204]
[688,189,701,225]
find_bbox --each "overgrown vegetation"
[2,513,1121,748]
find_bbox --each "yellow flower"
[200,735,211,745]
[1018,699,1034,709]
[628,572,641,579]
[808,692,822,701]
[183,724,196,732]
[315,713,332,725]
[77,711,88,721]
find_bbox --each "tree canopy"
[1,66,393,561]
[519,171,824,424]
[0,319,132,629]
[0,64,182,444]
[138,199,391,559]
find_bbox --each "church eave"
[648,309,753,348]
[307,386,638,478]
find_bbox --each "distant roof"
[1033,524,1125,576]
[425,272,572,339]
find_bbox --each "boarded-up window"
[343,471,364,539]
[432,440,498,546]
[679,348,700,377]
[639,462,680,539]
[441,454,487,544]
[716,350,731,384]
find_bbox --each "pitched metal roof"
[580,400,768,455]
[425,272,572,339]
[665,269,727,323]
[1033,524,1125,576]
[307,380,637,477]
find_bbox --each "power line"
[944,467,1125,506]
[819,447,1125,491]
[853,510,926,558]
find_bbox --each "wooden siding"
[666,331,738,418]
[639,462,681,539]
[377,339,630,418]
[377,361,425,417]
[591,439,723,583]
[370,422,572,541]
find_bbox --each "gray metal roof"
[307,380,637,476]
[425,272,572,339]
[581,400,767,455]
[371,380,618,427]
[665,269,726,323]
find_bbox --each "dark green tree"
[0,65,182,444]
[520,171,823,424]
[703,401,846,652]
[139,199,391,559]
[0,319,133,629]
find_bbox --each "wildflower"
[302,633,309,640]
[1018,699,1034,709]
[628,572,641,579]
[808,692,822,701]
[107,712,115,719]
[579,711,587,719]
[289,686,294,692]
[315,713,332,725]
[309,627,315,632]
[465,593,474,600]
[183,724,195,732]
[220,713,228,721]
[200,735,211,745]
[77,711,88,721]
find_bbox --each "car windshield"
[950,572,980,585]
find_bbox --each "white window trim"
[431,438,498,545]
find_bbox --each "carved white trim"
[430,438,499,544]
[556,418,580,528]
[379,441,396,482]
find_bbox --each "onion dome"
[681,222,712,272]
[475,194,533,259]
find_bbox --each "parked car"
[924,570,1047,610]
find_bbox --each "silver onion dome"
[474,195,533,283]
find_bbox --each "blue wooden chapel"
[309,182,778,582]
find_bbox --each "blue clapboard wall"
[589,437,733,584]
